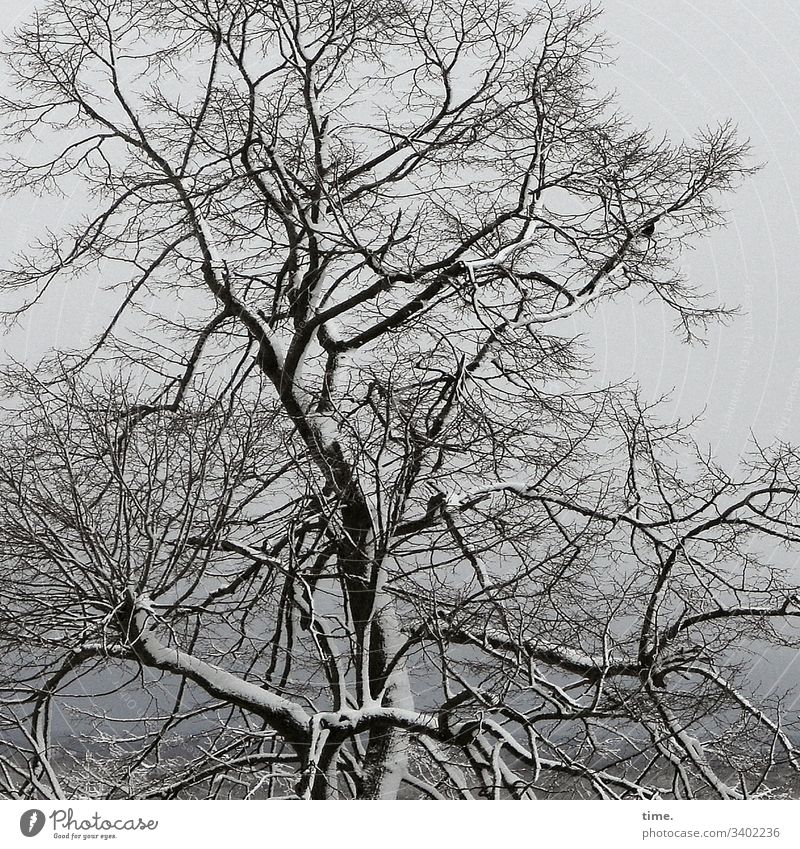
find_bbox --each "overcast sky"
[0,0,798,469]
[589,1,800,468]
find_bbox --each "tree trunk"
[359,594,414,800]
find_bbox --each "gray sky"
[584,0,800,694]
[591,0,800,467]
[0,0,798,469]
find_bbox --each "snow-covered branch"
[126,591,311,739]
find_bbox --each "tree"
[0,0,798,801]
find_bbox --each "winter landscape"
[0,0,799,802]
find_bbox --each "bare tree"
[0,0,798,800]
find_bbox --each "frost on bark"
[0,0,798,801]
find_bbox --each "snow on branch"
[444,625,640,680]
[197,215,227,274]
[446,478,538,508]
[126,591,310,737]
[461,202,547,282]
[506,263,626,329]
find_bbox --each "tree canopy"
[0,0,798,801]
